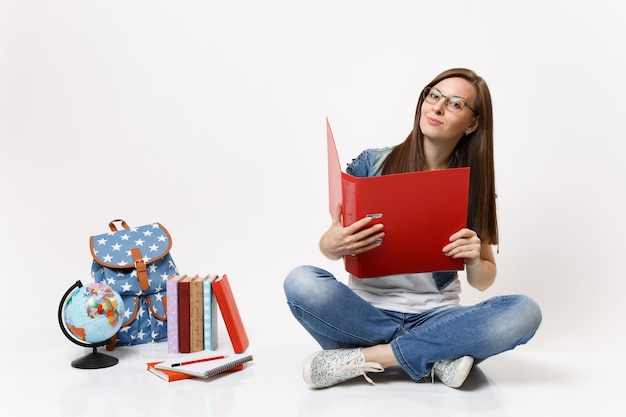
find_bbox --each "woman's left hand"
[442,228,482,268]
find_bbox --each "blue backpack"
[90,219,178,349]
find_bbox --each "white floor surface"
[4,328,623,417]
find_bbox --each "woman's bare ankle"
[361,344,399,368]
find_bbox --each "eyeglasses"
[422,87,476,114]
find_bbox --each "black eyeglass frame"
[422,86,476,114]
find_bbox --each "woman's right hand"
[319,203,385,260]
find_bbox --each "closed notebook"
[146,361,197,382]
[155,351,253,378]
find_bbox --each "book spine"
[203,275,218,350]
[212,274,249,353]
[178,277,192,354]
[166,275,181,354]
[189,275,204,352]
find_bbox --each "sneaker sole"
[446,356,474,388]
[302,350,324,388]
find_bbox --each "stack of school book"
[166,274,218,354]
[148,274,250,382]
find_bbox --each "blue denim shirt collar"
[345,147,395,178]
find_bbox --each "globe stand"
[71,346,119,369]
[58,280,122,369]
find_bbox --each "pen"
[171,355,226,367]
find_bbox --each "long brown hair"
[382,68,498,245]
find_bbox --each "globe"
[58,280,125,369]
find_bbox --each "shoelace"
[430,360,446,383]
[335,361,384,385]
[430,360,447,383]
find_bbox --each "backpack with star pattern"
[90,219,178,349]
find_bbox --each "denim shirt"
[345,147,458,292]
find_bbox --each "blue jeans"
[283,265,542,381]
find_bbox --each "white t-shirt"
[348,272,461,314]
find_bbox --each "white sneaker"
[432,356,474,388]
[303,348,384,388]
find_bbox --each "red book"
[177,275,194,353]
[326,118,470,278]
[211,274,249,353]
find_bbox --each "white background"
[1,0,624,362]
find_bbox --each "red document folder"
[326,118,470,278]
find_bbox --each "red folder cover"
[326,118,470,278]
[211,274,249,353]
